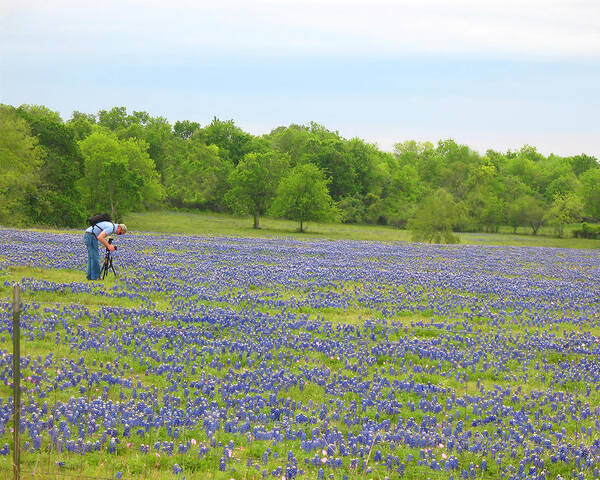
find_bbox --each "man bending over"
[83,221,127,280]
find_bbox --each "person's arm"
[97,231,115,251]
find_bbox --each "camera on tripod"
[100,237,119,279]
[106,237,118,251]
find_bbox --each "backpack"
[87,213,112,226]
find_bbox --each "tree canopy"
[79,130,163,220]
[0,105,45,224]
[225,151,289,228]
[407,188,462,244]
[270,163,339,232]
[1,103,598,240]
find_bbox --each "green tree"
[407,188,461,244]
[544,193,583,237]
[119,134,165,208]
[506,202,522,234]
[580,168,600,219]
[79,130,164,219]
[363,193,387,225]
[97,106,133,131]
[173,120,200,139]
[269,123,376,202]
[98,158,144,219]
[569,154,599,177]
[436,139,481,200]
[142,116,172,178]
[535,155,577,202]
[200,117,253,165]
[505,149,542,193]
[393,140,435,176]
[466,188,505,233]
[501,175,532,233]
[163,139,232,210]
[225,151,289,228]
[267,124,312,166]
[303,130,357,201]
[394,140,435,157]
[344,138,381,197]
[461,159,504,232]
[545,172,579,201]
[0,105,45,224]
[16,105,86,226]
[96,108,174,179]
[515,194,546,235]
[67,111,96,141]
[506,194,545,234]
[270,163,339,232]
[337,195,365,224]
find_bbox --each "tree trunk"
[253,213,259,229]
[299,220,303,232]
[531,223,538,235]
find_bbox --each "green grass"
[120,210,600,249]
[9,209,600,248]
[123,210,415,243]
[0,266,173,310]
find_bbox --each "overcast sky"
[1,0,598,157]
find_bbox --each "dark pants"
[84,232,100,280]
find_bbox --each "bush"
[337,196,365,224]
[573,222,600,239]
[408,188,461,244]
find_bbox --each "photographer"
[83,221,127,280]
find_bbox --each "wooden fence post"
[12,284,21,480]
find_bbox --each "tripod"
[99,239,118,279]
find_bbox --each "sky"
[1,0,599,157]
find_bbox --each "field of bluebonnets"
[1,226,600,480]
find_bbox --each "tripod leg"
[109,257,118,277]
[100,255,109,279]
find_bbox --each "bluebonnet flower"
[1,227,600,478]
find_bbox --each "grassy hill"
[123,210,600,249]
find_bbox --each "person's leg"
[84,234,93,280]
[89,235,100,280]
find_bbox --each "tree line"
[1,104,599,240]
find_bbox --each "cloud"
[1,0,598,159]
[3,0,599,59]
